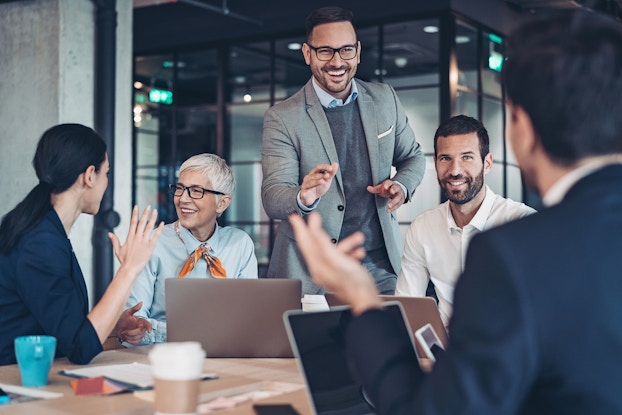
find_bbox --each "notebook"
[324,294,447,357]
[166,278,302,358]
[284,302,416,415]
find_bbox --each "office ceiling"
[130,0,621,109]
[133,0,621,55]
[133,0,447,55]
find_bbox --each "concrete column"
[0,0,133,308]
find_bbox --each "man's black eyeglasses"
[169,184,224,199]
[307,44,358,61]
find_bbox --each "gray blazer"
[261,78,425,294]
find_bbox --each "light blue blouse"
[126,221,258,344]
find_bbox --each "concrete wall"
[0,0,133,308]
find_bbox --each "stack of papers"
[61,362,216,391]
[0,382,63,404]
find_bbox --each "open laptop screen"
[166,278,302,357]
[284,302,416,415]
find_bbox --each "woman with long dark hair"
[0,124,163,365]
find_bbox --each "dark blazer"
[261,78,425,294]
[346,165,622,415]
[0,209,102,365]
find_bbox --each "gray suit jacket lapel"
[303,81,344,190]
[357,82,380,185]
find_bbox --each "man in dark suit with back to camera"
[289,8,622,415]
[261,6,425,295]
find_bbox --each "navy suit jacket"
[0,209,101,365]
[346,165,622,415]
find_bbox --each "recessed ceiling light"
[288,42,302,50]
[394,57,408,68]
[456,36,471,44]
[423,25,439,33]
[134,81,144,89]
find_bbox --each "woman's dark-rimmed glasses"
[169,184,224,199]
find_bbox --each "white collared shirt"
[395,185,536,325]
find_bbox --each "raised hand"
[108,205,164,275]
[367,179,406,213]
[300,163,339,207]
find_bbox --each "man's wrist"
[297,191,320,212]
[394,180,408,201]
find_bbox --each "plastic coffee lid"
[149,342,205,380]
[149,341,204,356]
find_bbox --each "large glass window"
[274,37,311,100]
[382,19,441,238]
[456,23,478,93]
[453,20,523,201]
[228,42,272,267]
[134,51,219,224]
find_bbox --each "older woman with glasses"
[125,153,258,344]
[0,124,163,365]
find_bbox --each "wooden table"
[0,346,312,415]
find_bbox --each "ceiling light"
[133,81,144,89]
[423,25,439,33]
[243,93,252,103]
[288,42,302,50]
[394,57,408,68]
[456,36,471,44]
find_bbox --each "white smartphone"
[414,323,445,362]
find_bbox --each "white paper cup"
[301,294,329,312]
[149,342,205,415]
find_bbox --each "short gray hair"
[179,153,235,195]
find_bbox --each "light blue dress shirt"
[126,221,258,344]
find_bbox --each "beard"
[439,167,485,205]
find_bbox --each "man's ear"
[216,194,232,215]
[356,40,361,64]
[507,102,540,161]
[483,152,493,175]
[302,43,312,66]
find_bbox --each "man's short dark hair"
[434,115,490,161]
[504,9,622,165]
[305,7,354,42]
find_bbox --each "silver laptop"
[284,302,417,415]
[325,293,447,357]
[166,278,302,358]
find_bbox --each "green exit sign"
[149,88,173,105]
[488,50,503,73]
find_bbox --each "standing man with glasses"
[261,6,425,295]
[125,153,257,345]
